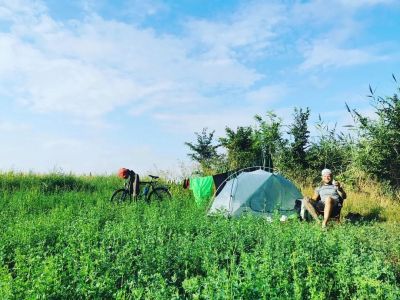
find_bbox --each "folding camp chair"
[298,198,343,223]
[314,200,343,223]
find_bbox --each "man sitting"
[303,168,347,228]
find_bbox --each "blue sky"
[0,0,399,178]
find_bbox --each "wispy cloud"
[0,120,31,132]
[245,84,288,104]
[338,0,396,8]
[1,0,396,122]
[290,0,397,71]
[185,2,285,61]
[0,3,263,122]
[300,40,387,70]
[153,109,258,136]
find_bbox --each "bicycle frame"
[125,173,165,199]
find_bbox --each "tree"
[185,128,221,174]
[350,76,400,187]
[253,111,284,170]
[219,126,255,170]
[306,117,353,181]
[276,107,311,181]
[288,107,311,169]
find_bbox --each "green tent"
[208,169,303,217]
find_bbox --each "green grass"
[0,173,399,299]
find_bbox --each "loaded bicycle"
[110,168,172,203]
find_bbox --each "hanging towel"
[190,176,214,206]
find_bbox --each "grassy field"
[0,173,399,299]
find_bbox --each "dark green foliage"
[288,107,311,169]
[219,114,284,171]
[185,128,223,174]
[253,111,284,170]
[350,77,400,188]
[306,119,354,182]
[276,107,311,181]
[219,126,256,170]
[1,173,400,299]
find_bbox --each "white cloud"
[0,0,46,22]
[185,2,285,61]
[291,0,396,24]
[245,84,288,104]
[1,0,395,122]
[0,120,31,132]
[338,0,396,8]
[0,0,398,175]
[300,40,387,70]
[151,101,297,137]
[0,6,263,120]
[153,109,257,136]
[290,0,396,71]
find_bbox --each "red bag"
[118,168,130,179]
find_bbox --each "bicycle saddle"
[149,175,159,179]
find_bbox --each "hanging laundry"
[190,176,214,207]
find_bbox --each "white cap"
[321,168,332,176]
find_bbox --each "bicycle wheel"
[148,187,171,202]
[110,188,131,203]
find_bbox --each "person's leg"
[322,197,334,228]
[303,197,320,223]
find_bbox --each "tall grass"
[0,173,399,299]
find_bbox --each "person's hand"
[333,180,341,188]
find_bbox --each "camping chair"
[315,199,343,223]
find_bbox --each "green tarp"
[190,176,214,206]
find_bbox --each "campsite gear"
[190,176,214,207]
[208,169,303,217]
[111,170,171,203]
[300,198,343,222]
[118,168,130,179]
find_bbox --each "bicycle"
[110,169,172,203]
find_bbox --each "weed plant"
[0,173,399,299]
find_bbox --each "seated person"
[303,168,347,228]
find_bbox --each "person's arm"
[311,188,320,201]
[338,186,346,199]
[335,181,347,200]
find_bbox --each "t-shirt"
[315,184,341,203]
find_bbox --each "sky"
[0,0,399,178]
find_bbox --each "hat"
[321,168,332,176]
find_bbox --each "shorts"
[312,200,342,217]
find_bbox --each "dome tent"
[208,168,303,217]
